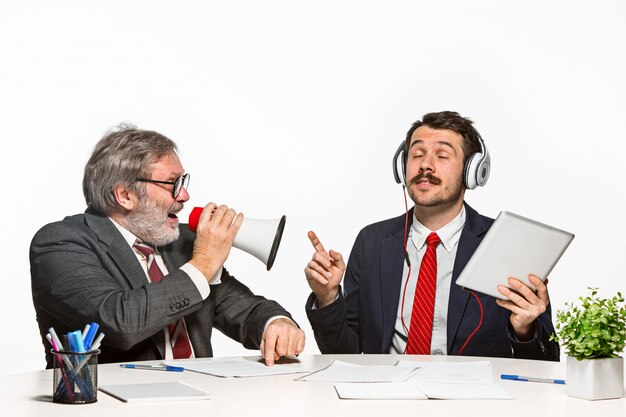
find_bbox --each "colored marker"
[67,332,77,352]
[48,327,65,351]
[82,324,90,340]
[90,332,105,350]
[46,334,74,369]
[501,374,565,384]
[73,331,106,374]
[83,322,100,350]
[72,331,86,352]
[46,333,76,401]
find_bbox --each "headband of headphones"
[392,126,490,190]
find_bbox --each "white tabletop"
[2,354,625,416]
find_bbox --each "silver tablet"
[455,211,574,300]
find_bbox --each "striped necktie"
[405,232,441,355]
[134,242,192,359]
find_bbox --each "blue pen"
[501,374,565,384]
[120,364,185,372]
[83,322,100,350]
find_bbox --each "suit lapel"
[446,204,491,352]
[85,210,151,291]
[380,218,410,352]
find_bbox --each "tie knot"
[134,241,155,258]
[426,232,441,247]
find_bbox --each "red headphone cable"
[400,185,412,352]
[457,290,484,355]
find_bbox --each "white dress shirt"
[390,206,466,354]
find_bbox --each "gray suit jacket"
[31,207,291,368]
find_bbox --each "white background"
[1,1,625,376]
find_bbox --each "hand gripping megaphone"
[188,207,286,271]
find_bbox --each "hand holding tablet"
[455,211,574,300]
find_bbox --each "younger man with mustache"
[31,124,304,368]
[304,111,558,360]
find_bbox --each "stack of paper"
[301,360,512,400]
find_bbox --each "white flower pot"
[566,356,624,400]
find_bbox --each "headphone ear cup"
[475,151,490,187]
[401,149,407,186]
[392,142,408,185]
[464,152,481,190]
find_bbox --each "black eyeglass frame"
[134,173,190,199]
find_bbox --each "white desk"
[2,355,625,416]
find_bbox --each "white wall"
[1,1,625,376]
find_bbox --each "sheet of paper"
[397,360,493,383]
[162,357,307,378]
[297,360,420,382]
[334,382,428,400]
[417,381,512,399]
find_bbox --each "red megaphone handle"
[188,207,204,232]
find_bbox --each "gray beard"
[125,199,180,246]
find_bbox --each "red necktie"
[406,232,441,355]
[134,242,193,359]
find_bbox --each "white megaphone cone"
[188,207,286,271]
[233,216,286,270]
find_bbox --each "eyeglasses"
[134,173,190,199]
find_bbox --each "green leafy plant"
[551,287,626,360]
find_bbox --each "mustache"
[409,172,442,185]
[168,202,184,214]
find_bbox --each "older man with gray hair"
[31,124,304,368]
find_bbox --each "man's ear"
[113,184,137,211]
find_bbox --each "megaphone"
[188,207,286,271]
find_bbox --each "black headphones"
[392,126,491,190]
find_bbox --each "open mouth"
[168,213,178,219]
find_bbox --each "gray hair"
[83,123,178,214]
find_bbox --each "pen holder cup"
[51,349,100,404]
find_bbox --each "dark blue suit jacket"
[306,203,559,360]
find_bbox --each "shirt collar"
[109,217,160,254]
[410,205,466,253]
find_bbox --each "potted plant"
[551,287,626,400]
